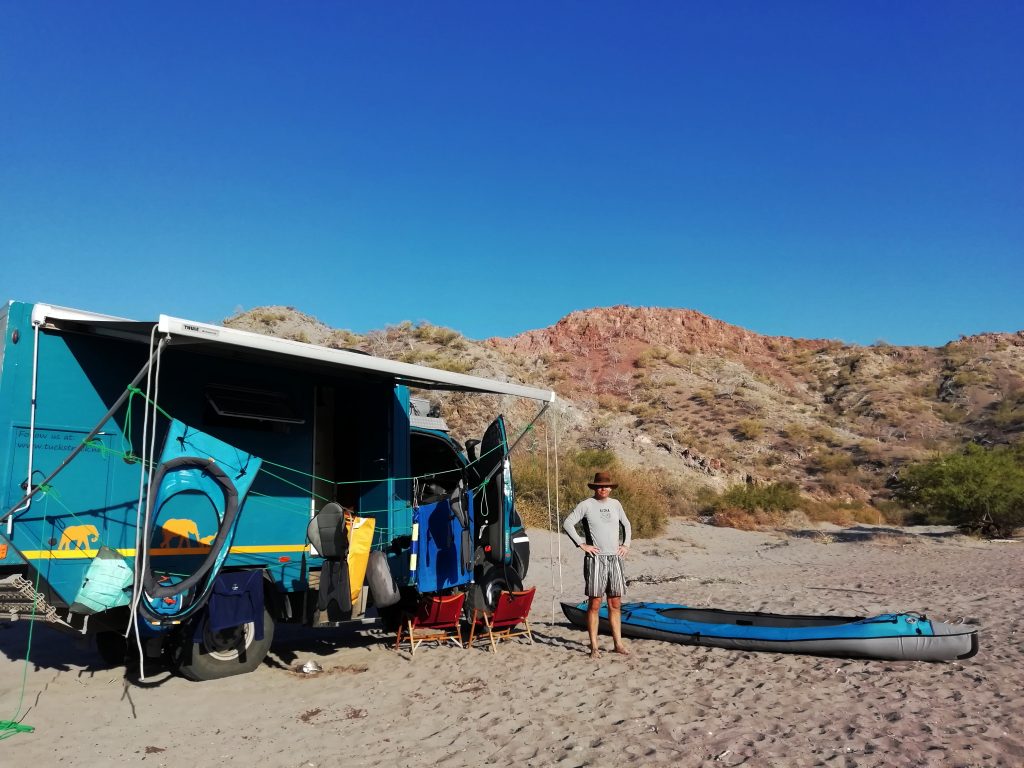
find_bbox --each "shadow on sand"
[785,524,965,543]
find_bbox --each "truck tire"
[471,563,524,612]
[176,605,275,681]
[95,631,128,667]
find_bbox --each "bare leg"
[608,596,630,655]
[586,596,603,658]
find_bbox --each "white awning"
[31,303,556,403]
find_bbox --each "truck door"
[472,415,527,576]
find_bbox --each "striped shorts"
[584,554,627,598]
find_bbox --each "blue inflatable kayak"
[561,601,978,661]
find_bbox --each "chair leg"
[485,616,497,653]
[524,618,534,644]
[408,620,417,657]
[467,611,478,649]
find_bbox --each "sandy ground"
[1,520,1021,768]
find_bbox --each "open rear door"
[472,416,513,566]
[470,414,530,577]
[467,415,532,610]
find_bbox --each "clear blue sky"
[2,3,1021,346]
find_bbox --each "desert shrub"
[413,323,463,347]
[575,449,616,468]
[711,508,757,530]
[785,497,883,527]
[691,389,715,404]
[798,498,857,526]
[809,425,839,446]
[251,309,290,326]
[693,485,720,513]
[734,418,765,441]
[936,403,967,423]
[431,356,474,374]
[712,508,786,530]
[672,429,692,446]
[855,440,885,463]
[327,329,361,349]
[813,450,855,474]
[783,423,809,444]
[910,382,935,398]
[834,501,881,525]
[403,349,474,373]
[992,394,1024,430]
[894,443,1024,537]
[873,499,909,525]
[818,472,848,495]
[634,348,664,368]
[952,370,988,387]
[628,403,656,419]
[597,394,622,411]
[710,482,801,515]
[512,450,668,538]
[398,349,428,364]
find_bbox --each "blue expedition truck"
[0,301,554,680]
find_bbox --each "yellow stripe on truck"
[19,544,311,560]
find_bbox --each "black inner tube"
[141,456,239,599]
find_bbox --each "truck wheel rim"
[203,622,254,661]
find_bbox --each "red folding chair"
[466,587,536,653]
[394,592,465,656]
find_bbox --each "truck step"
[0,574,75,630]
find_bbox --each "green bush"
[512,450,669,538]
[714,482,802,514]
[894,443,1024,537]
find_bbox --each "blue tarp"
[414,497,471,592]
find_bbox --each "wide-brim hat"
[587,471,618,489]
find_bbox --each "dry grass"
[514,449,670,538]
[711,508,786,530]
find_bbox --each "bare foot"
[613,644,631,656]
[589,648,602,659]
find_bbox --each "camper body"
[0,301,551,679]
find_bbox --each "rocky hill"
[225,305,1024,509]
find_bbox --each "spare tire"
[470,563,524,612]
[366,550,400,608]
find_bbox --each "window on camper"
[411,431,464,501]
[204,384,304,429]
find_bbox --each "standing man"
[563,471,632,658]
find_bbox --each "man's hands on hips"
[579,544,629,557]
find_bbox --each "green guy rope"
[0,498,49,740]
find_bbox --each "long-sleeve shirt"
[562,497,632,555]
